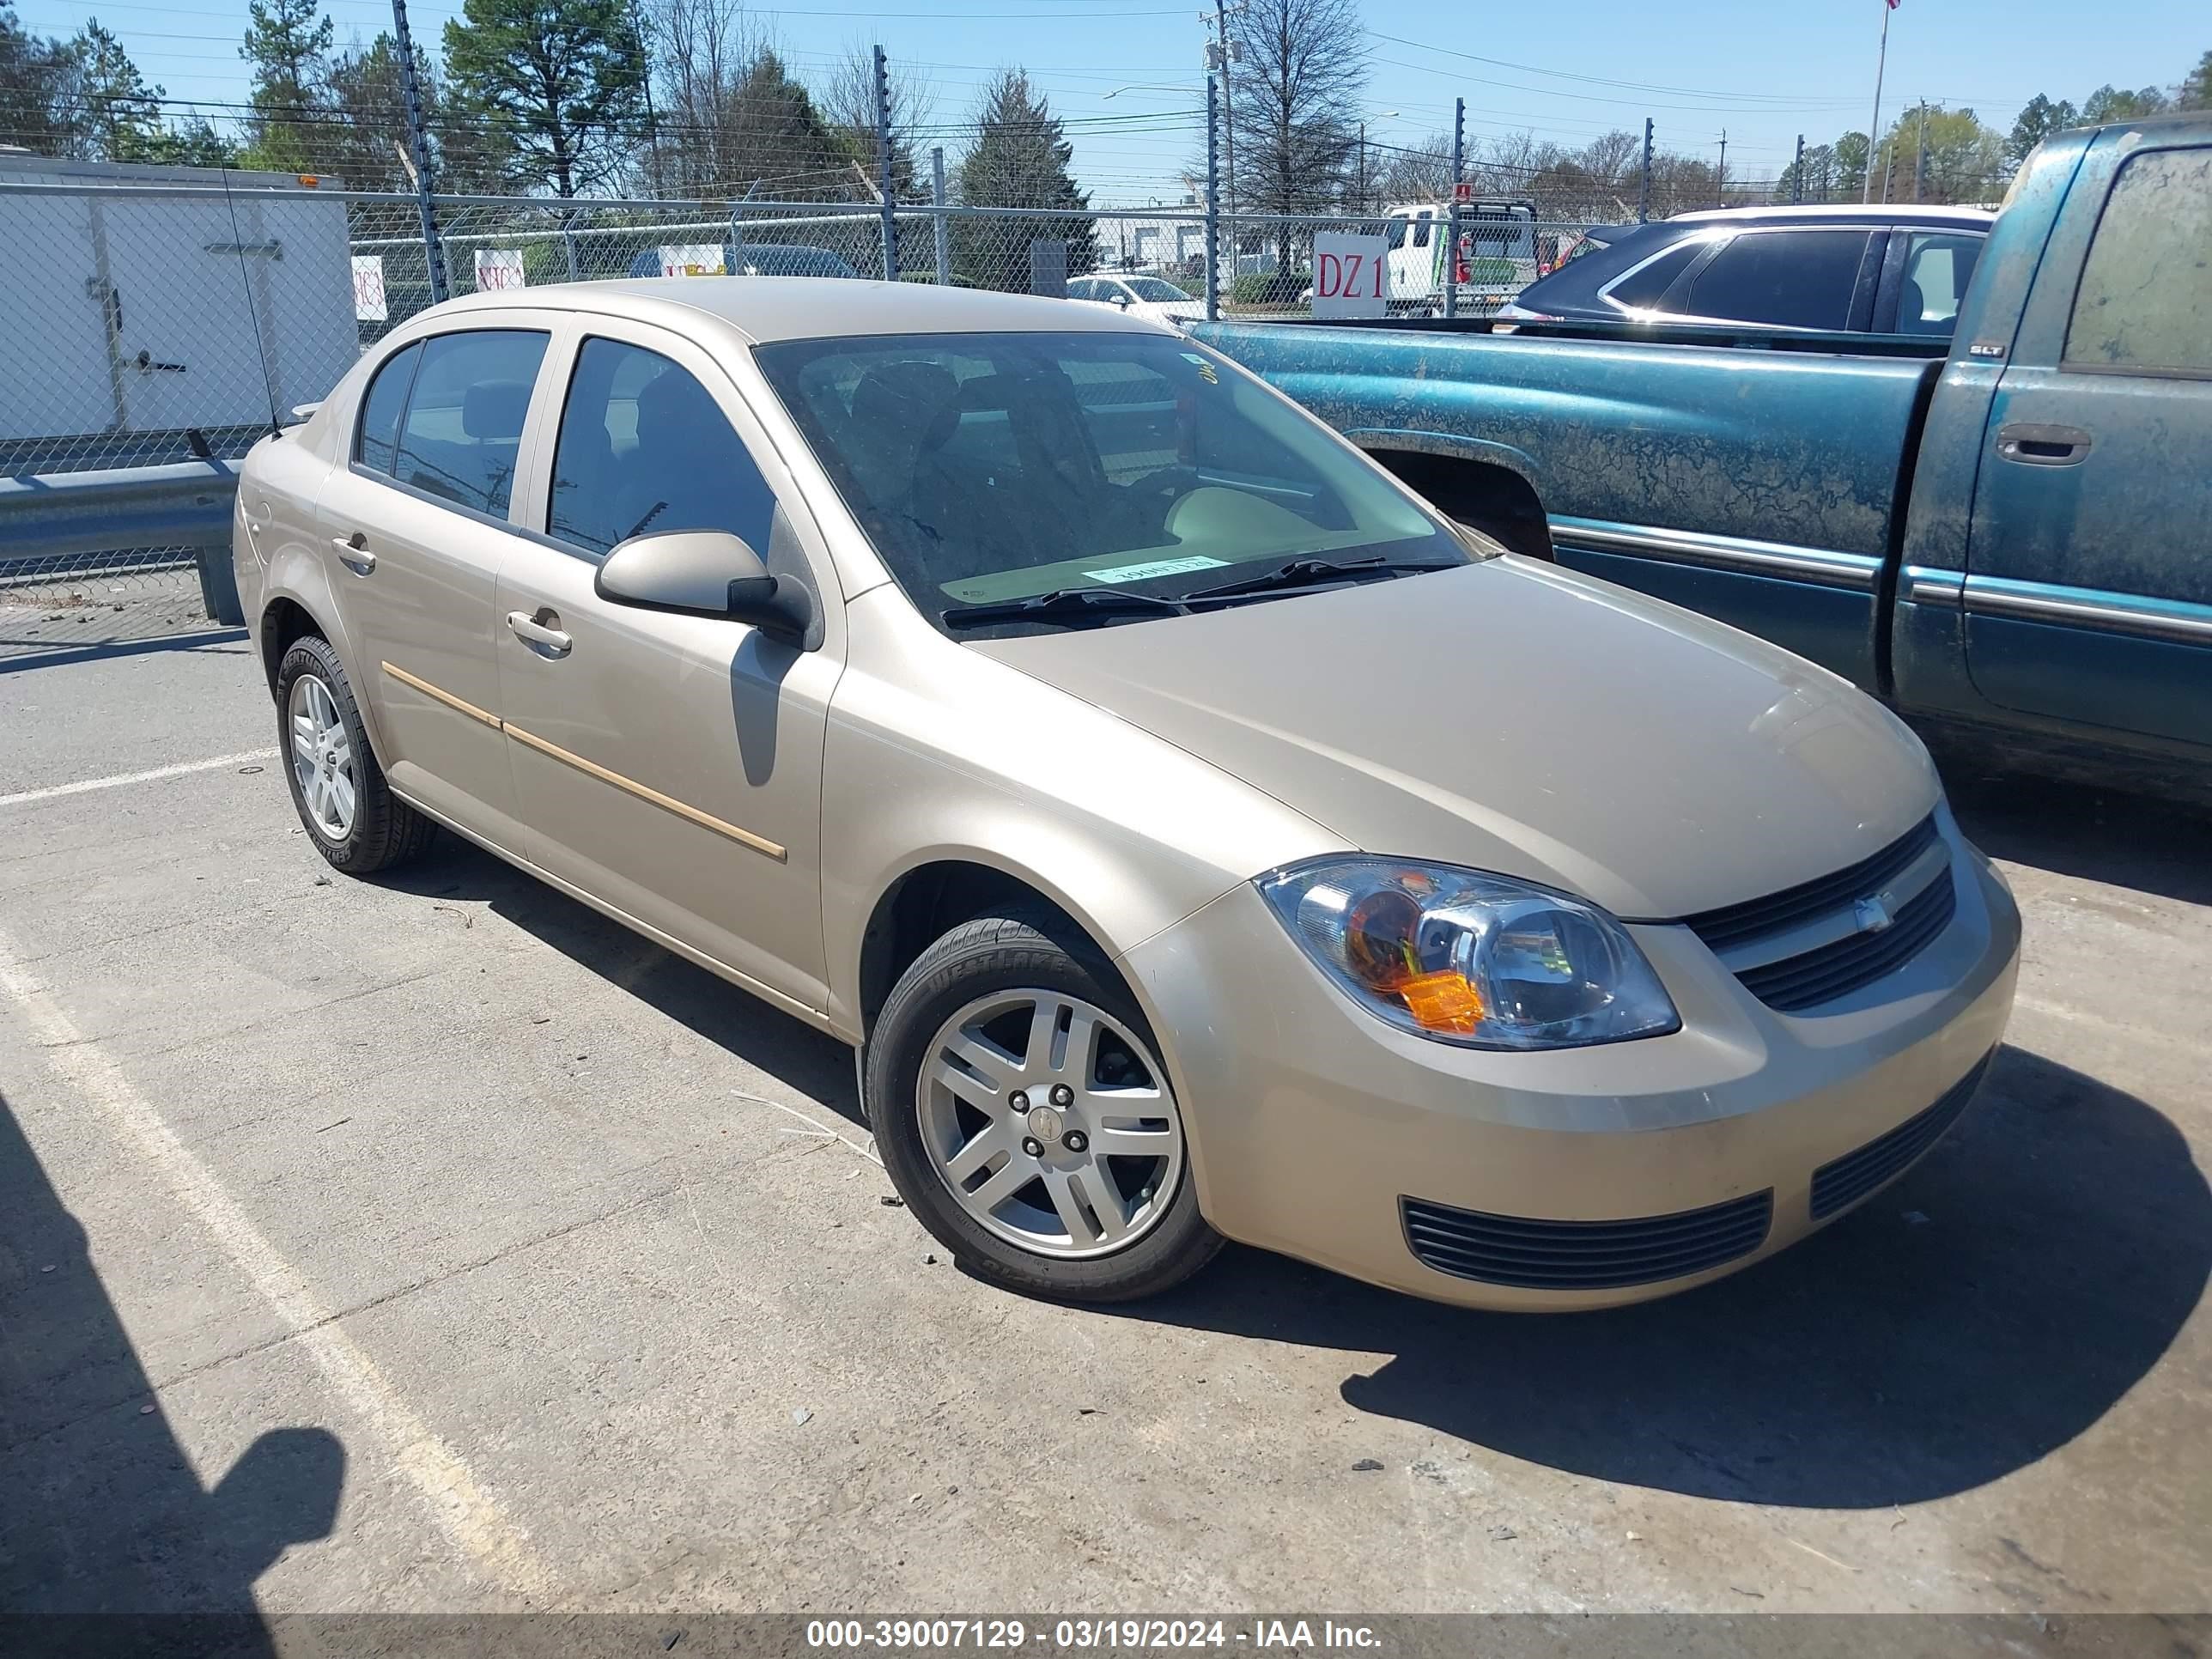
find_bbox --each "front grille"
[1686,816,1941,951]
[1401,1191,1773,1291]
[1735,872,1958,1012]
[1811,1054,1992,1219]
[1684,815,1956,1012]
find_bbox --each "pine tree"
[955,70,1095,291]
[0,0,76,155]
[2004,94,2080,173]
[442,0,645,198]
[240,0,334,171]
[59,19,164,161]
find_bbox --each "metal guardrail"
[0,460,244,623]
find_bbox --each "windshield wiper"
[940,586,1191,630]
[1183,555,1460,604]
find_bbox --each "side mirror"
[1111,293,1133,308]
[595,529,815,646]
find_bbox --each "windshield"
[753,331,1471,635]
[1121,276,1189,301]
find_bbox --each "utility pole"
[1863,0,1892,203]
[1792,133,1804,204]
[1914,99,1929,201]
[1204,72,1220,320]
[872,45,896,281]
[389,0,447,303]
[1637,117,1653,222]
[1716,129,1727,207]
[1358,121,1365,215]
[1443,97,1463,320]
[1204,3,1241,258]
[628,0,659,196]
[930,146,950,286]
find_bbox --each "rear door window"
[1685,229,1871,329]
[2064,147,2212,376]
[1604,240,1702,310]
[391,329,550,516]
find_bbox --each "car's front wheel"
[275,635,434,875]
[866,909,1220,1302]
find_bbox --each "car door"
[318,324,551,849]
[493,321,842,1014]
[1962,140,2212,750]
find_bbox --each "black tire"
[274,635,434,875]
[866,908,1221,1303]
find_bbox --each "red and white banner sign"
[475,248,527,290]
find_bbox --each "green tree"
[240,0,334,171]
[1881,106,2005,204]
[442,0,646,197]
[1774,142,1838,204]
[56,20,165,160]
[0,0,75,155]
[2080,83,2170,123]
[134,116,242,167]
[1832,130,1870,198]
[2181,49,2212,111]
[955,69,1095,291]
[2004,94,2079,173]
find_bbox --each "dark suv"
[1499,205,1995,336]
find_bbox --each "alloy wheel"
[288,672,357,842]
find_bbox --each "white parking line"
[0,924,564,1607]
[0,748,280,809]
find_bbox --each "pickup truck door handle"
[1996,422,2093,466]
[331,533,376,574]
[507,610,573,657]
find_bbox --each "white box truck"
[0,156,361,472]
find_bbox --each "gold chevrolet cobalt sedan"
[234,279,2020,1308]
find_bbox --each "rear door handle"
[507,611,573,657]
[1996,422,2093,466]
[331,533,376,574]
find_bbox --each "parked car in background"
[1066,272,1206,327]
[624,243,862,281]
[1495,204,1995,335]
[1194,115,2212,790]
[233,278,2017,1314]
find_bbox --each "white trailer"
[0,158,361,470]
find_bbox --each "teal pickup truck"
[1192,116,2212,783]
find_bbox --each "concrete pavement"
[1,632,2206,1619]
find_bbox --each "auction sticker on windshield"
[1082,556,1230,584]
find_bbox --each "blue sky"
[15,0,2204,202]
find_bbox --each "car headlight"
[1256,859,1680,1050]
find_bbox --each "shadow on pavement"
[378,838,860,1126]
[1099,1045,2210,1508]
[1935,747,2212,908]
[0,1091,343,1647]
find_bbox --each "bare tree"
[1373,132,1454,204]
[1228,0,1364,219]
[649,0,757,192]
[816,38,933,196]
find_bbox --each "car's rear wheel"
[276,635,434,875]
[866,909,1220,1302]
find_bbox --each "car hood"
[967,559,1940,919]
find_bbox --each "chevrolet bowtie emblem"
[1854,893,1896,933]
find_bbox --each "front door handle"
[507,610,573,658]
[1996,422,2093,466]
[331,533,376,574]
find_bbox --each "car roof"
[424,276,1165,345]
[1668,204,1996,225]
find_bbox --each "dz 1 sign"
[1312,233,1389,319]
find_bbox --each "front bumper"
[1119,812,2021,1310]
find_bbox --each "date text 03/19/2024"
[803,1619,1384,1650]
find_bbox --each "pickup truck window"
[1686,229,1869,330]
[2064,147,2212,377]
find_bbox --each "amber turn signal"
[1397,969,1486,1033]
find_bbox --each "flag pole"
[1862,0,1893,203]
